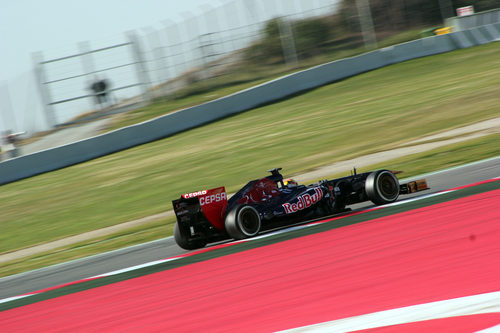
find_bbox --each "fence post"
[163,20,183,77]
[32,52,57,129]
[0,82,15,132]
[222,2,239,53]
[127,31,152,103]
[278,18,299,68]
[356,0,378,49]
[78,41,98,110]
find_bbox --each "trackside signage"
[282,188,323,214]
[457,5,474,16]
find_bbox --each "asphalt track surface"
[0,157,499,301]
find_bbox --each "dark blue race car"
[172,168,428,250]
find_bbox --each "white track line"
[278,291,500,333]
[476,324,500,332]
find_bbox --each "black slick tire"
[365,170,400,205]
[225,205,261,240]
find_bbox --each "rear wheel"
[365,170,400,205]
[174,223,207,250]
[225,205,261,240]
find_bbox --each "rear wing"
[173,187,228,230]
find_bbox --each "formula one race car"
[172,168,428,250]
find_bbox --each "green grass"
[1,42,499,260]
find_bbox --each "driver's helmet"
[284,178,298,187]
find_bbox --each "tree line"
[244,0,500,65]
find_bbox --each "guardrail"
[1,24,499,186]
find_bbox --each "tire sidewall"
[225,205,261,240]
[237,206,261,237]
[366,170,400,205]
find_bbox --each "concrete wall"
[1,24,499,185]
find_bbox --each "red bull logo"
[282,188,323,214]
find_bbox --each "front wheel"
[225,205,261,240]
[365,170,400,205]
[174,223,207,250]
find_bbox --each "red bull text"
[282,188,323,214]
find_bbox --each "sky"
[0,0,225,82]
[0,0,235,133]
[0,0,338,134]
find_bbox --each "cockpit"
[233,168,301,205]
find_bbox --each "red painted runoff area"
[1,190,499,332]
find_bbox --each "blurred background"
[0,0,499,137]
